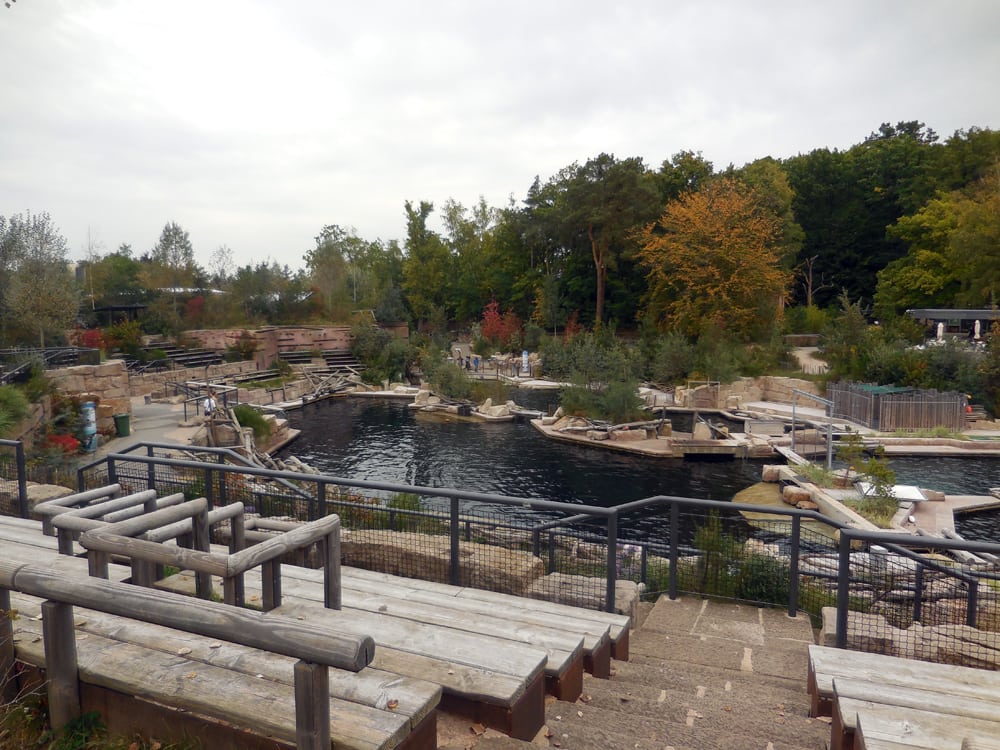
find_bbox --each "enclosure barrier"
[33,441,1000,664]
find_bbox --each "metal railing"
[4,439,998,665]
[0,439,27,518]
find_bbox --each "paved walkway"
[90,396,202,459]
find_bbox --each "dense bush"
[233,404,271,441]
[0,384,30,437]
[351,323,417,385]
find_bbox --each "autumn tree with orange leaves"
[636,177,791,341]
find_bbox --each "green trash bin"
[113,413,131,437]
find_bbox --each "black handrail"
[65,441,1000,630]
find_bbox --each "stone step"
[629,628,813,682]
[612,653,807,700]
[642,596,816,644]
[543,697,825,750]
[577,668,824,747]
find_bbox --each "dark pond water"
[279,393,1000,542]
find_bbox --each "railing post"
[836,532,852,649]
[216,453,228,505]
[548,532,556,573]
[912,564,924,623]
[294,660,330,750]
[324,525,342,610]
[788,514,801,617]
[606,513,618,613]
[531,529,540,557]
[0,588,16,703]
[42,600,81,731]
[315,481,325,521]
[107,456,118,487]
[15,441,28,519]
[449,498,461,585]
[668,502,679,600]
[146,445,157,491]
[967,576,979,628]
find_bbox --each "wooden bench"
[284,563,591,697]
[343,566,632,665]
[853,701,1000,750]
[159,569,549,741]
[808,645,1000,718]
[809,645,1000,750]
[9,593,439,750]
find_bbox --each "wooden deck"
[808,644,1000,750]
[0,514,632,746]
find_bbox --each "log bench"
[9,593,439,750]
[808,645,1000,750]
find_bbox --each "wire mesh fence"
[2,441,991,669]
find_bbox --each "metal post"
[668,502,679,600]
[146,444,157,491]
[449,497,460,585]
[788,514,801,617]
[836,532,852,648]
[15,441,28,519]
[605,513,618,614]
[967,578,979,628]
[791,400,797,453]
[913,565,923,623]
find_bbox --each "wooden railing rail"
[0,560,374,750]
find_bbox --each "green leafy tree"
[401,200,453,330]
[2,211,79,347]
[145,221,200,321]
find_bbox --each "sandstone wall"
[47,361,132,434]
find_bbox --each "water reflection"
[280,395,1000,542]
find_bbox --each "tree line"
[1,121,998,349]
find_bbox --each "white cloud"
[1,0,998,268]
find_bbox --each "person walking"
[203,389,217,418]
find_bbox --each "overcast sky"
[2,1,998,271]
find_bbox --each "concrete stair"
[443,596,830,749]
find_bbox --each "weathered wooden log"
[0,561,373,672]
[41,600,81,729]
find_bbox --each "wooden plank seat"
[8,591,439,750]
[853,700,1000,750]
[808,644,1000,718]
[343,566,631,666]
[278,563,589,699]
[158,570,548,741]
[832,678,1000,750]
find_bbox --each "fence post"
[836,532,852,649]
[449,498,461,585]
[107,457,118,487]
[912,564,924,623]
[315,480,325,521]
[605,513,618,614]
[788,514,801,617]
[15,441,28,519]
[146,445,156,491]
[0,588,16,703]
[294,660,330,750]
[42,600,82,731]
[967,577,979,628]
[668,502,679,600]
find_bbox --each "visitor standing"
[203,389,217,418]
